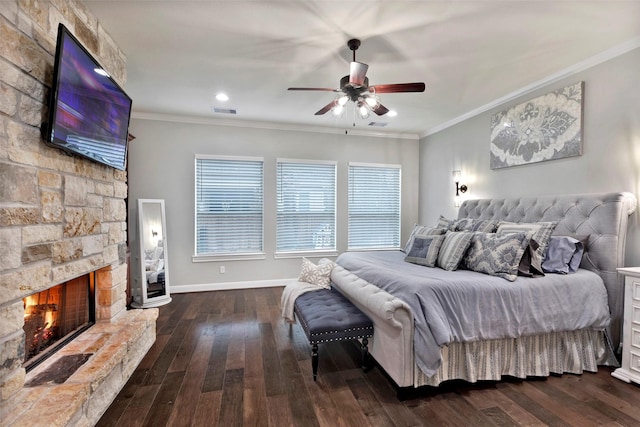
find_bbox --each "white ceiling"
[85,1,640,138]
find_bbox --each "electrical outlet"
[219,265,225,274]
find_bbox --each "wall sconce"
[452,170,467,207]
[151,229,158,237]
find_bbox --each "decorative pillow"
[437,231,473,271]
[145,259,159,272]
[403,224,446,253]
[437,215,498,233]
[404,235,446,267]
[497,221,557,273]
[144,249,155,260]
[437,215,456,231]
[463,232,531,281]
[517,238,544,278]
[454,218,499,233]
[542,236,585,274]
[299,257,334,289]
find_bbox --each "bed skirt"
[415,329,619,387]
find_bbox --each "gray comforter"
[336,251,611,376]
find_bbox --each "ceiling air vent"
[211,107,237,115]
[368,122,387,127]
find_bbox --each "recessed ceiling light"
[386,110,398,117]
[216,93,229,102]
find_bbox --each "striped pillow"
[437,231,473,271]
[404,235,445,267]
[497,221,558,272]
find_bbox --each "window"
[276,159,336,254]
[348,163,401,250]
[195,156,264,257]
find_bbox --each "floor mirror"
[131,199,171,308]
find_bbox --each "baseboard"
[171,278,296,293]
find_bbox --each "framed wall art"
[489,81,584,169]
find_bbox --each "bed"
[330,192,637,388]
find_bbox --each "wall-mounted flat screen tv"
[42,23,132,171]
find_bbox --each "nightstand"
[612,267,640,385]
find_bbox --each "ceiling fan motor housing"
[340,75,370,101]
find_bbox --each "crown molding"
[131,112,420,141]
[420,36,640,139]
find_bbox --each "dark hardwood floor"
[98,288,640,427]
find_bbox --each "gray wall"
[127,120,419,289]
[419,47,640,266]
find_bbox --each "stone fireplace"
[0,1,157,424]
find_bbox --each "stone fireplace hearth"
[0,1,157,424]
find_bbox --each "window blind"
[348,163,401,249]
[276,160,336,253]
[195,156,264,256]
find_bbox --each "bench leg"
[312,343,319,381]
[361,337,369,371]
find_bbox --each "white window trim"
[275,158,337,255]
[193,154,265,261]
[347,161,402,251]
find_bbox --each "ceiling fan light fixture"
[357,103,370,119]
[331,104,345,117]
[337,95,349,106]
[364,95,378,108]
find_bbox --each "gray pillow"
[436,215,456,230]
[437,231,473,271]
[404,235,445,267]
[497,221,558,273]
[437,215,498,233]
[542,236,585,274]
[403,224,446,253]
[517,238,544,278]
[463,232,531,281]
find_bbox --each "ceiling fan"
[288,38,425,118]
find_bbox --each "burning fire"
[23,292,60,361]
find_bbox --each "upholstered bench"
[293,288,374,381]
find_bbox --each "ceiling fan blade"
[314,100,337,115]
[288,87,337,91]
[372,103,389,116]
[349,62,369,86]
[369,82,425,93]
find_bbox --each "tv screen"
[42,24,132,171]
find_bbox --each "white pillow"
[298,257,334,289]
[145,259,159,272]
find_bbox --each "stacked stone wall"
[0,0,130,408]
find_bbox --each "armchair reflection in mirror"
[131,199,171,308]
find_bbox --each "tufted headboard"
[458,192,637,349]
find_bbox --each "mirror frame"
[131,198,171,308]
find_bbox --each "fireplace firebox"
[22,272,96,371]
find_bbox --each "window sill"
[192,253,266,263]
[273,251,339,260]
